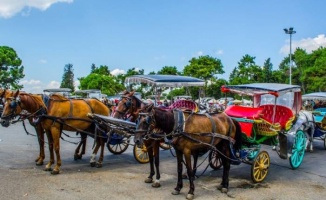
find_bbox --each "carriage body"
[302,92,326,148]
[221,83,306,182]
[89,75,205,164]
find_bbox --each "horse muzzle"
[0,118,10,127]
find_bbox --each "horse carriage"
[221,83,309,182]
[302,92,326,149]
[88,75,206,164]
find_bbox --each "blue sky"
[1,0,325,93]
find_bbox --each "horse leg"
[308,127,314,152]
[184,150,195,200]
[144,140,155,184]
[96,138,106,168]
[152,140,161,188]
[192,153,199,179]
[90,140,101,167]
[44,130,54,172]
[74,132,87,160]
[172,149,184,196]
[217,143,230,193]
[183,154,198,179]
[35,124,45,166]
[50,127,62,175]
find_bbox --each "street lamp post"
[284,27,296,85]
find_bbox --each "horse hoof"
[145,178,153,183]
[96,163,102,168]
[74,155,82,160]
[90,162,96,167]
[152,182,161,188]
[51,170,60,175]
[44,167,52,172]
[186,194,194,200]
[36,161,43,166]
[171,190,180,195]
[221,188,228,193]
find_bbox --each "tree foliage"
[78,64,125,95]
[157,66,180,75]
[60,63,75,92]
[0,46,24,89]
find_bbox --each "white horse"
[289,110,316,152]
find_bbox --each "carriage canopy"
[221,83,302,114]
[125,75,205,87]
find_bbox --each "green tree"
[183,55,224,96]
[78,65,125,95]
[302,47,326,92]
[0,46,25,89]
[229,54,263,84]
[157,66,180,75]
[60,63,75,92]
[262,58,273,82]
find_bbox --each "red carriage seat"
[224,105,263,119]
[169,100,198,112]
[258,104,294,131]
[224,105,264,137]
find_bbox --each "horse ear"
[14,90,19,98]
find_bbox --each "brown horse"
[0,91,49,165]
[114,91,168,187]
[135,104,242,200]
[1,91,110,174]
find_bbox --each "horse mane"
[153,107,175,134]
[50,93,69,101]
[19,92,47,110]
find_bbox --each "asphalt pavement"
[1,121,326,200]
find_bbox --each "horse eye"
[145,116,151,124]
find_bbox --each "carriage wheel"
[159,142,172,150]
[208,150,222,170]
[251,151,270,183]
[289,130,306,169]
[133,145,149,164]
[107,137,130,154]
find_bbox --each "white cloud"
[154,55,166,60]
[280,34,326,55]
[46,80,60,88]
[196,51,203,56]
[0,0,73,18]
[111,68,126,76]
[20,79,41,85]
[39,59,47,64]
[215,50,223,55]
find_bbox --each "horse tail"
[232,118,242,151]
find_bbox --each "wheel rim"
[251,151,270,183]
[289,130,306,169]
[209,151,222,170]
[108,138,130,154]
[134,145,149,163]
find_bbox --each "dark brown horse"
[135,104,242,200]
[114,91,169,187]
[1,91,110,174]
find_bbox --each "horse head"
[1,90,20,127]
[134,103,155,147]
[113,90,144,121]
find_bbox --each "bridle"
[1,96,21,120]
[114,95,133,119]
[135,105,157,135]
